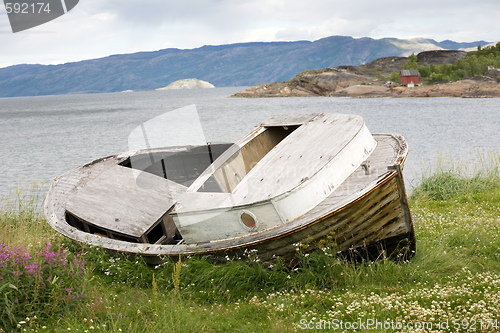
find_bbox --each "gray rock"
[416,50,467,65]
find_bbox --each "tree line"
[400,42,500,84]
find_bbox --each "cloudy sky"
[0,0,498,68]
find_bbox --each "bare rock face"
[416,50,467,65]
[331,77,500,98]
[233,76,500,99]
[484,69,500,82]
[364,56,407,72]
[232,68,381,98]
[290,69,365,95]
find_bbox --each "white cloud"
[0,0,499,68]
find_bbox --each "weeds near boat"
[0,180,49,247]
[2,153,500,331]
[0,182,88,331]
[0,243,87,330]
[172,256,182,294]
[411,150,500,201]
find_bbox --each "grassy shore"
[1,153,500,332]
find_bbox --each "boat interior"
[63,124,302,245]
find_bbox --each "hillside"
[0,36,490,97]
[233,49,500,98]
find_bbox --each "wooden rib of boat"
[44,113,415,263]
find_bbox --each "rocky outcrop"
[233,68,382,98]
[363,56,408,72]
[233,76,500,98]
[416,50,467,65]
[156,78,215,90]
[485,68,500,82]
[335,77,500,98]
[233,50,500,98]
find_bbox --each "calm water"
[1,87,499,198]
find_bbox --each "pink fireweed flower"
[0,241,88,326]
[24,263,42,276]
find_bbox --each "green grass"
[411,151,500,201]
[2,152,500,332]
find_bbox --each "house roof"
[400,70,419,76]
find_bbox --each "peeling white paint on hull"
[44,114,414,263]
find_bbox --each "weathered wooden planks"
[44,112,413,263]
[233,113,373,203]
[168,113,378,243]
[260,113,319,127]
[66,164,179,237]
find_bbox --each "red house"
[399,70,419,86]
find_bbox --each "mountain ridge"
[0,36,490,97]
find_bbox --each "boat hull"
[44,132,414,263]
[231,167,415,264]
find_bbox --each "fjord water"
[1,87,499,198]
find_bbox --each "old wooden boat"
[44,113,415,263]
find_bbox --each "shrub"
[389,71,399,82]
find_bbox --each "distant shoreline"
[232,76,500,98]
[233,50,500,98]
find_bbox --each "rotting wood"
[44,114,414,263]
